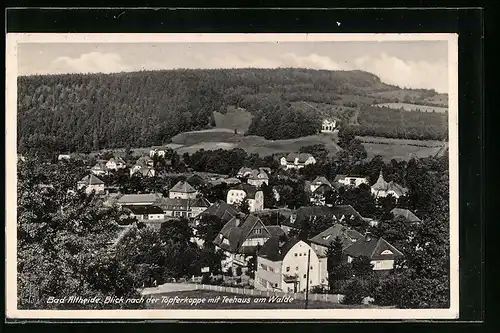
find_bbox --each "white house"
[106,157,126,171]
[58,154,71,161]
[334,174,369,188]
[169,180,198,199]
[280,153,316,170]
[213,215,285,273]
[247,169,269,187]
[254,238,323,292]
[320,119,337,133]
[226,184,264,212]
[77,174,105,195]
[343,233,404,271]
[370,171,409,199]
[150,148,166,158]
[122,205,166,224]
[130,164,155,177]
[91,161,108,176]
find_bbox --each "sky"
[18,40,449,93]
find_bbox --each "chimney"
[365,231,372,241]
[235,218,241,227]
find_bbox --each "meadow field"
[373,103,448,113]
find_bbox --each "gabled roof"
[213,215,283,254]
[371,171,390,191]
[344,235,404,261]
[228,183,260,199]
[117,193,162,205]
[201,200,239,222]
[131,167,155,177]
[237,167,253,175]
[308,224,363,248]
[156,198,190,211]
[170,180,196,193]
[257,237,300,262]
[190,196,211,208]
[391,208,421,222]
[123,205,165,215]
[312,176,332,187]
[78,174,105,185]
[295,205,362,222]
[312,183,332,195]
[387,181,409,197]
[249,169,269,180]
[91,162,107,170]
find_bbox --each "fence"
[194,283,344,303]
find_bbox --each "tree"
[325,236,348,291]
[17,157,142,309]
[341,279,366,305]
[240,199,251,214]
[261,183,277,208]
[196,215,226,247]
[159,218,193,245]
[351,256,374,277]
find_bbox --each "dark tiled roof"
[213,215,279,254]
[123,205,164,215]
[170,180,196,193]
[308,224,363,248]
[257,237,300,262]
[201,200,239,222]
[344,235,404,260]
[156,198,208,211]
[391,208,421,222]
[78,174,105,185]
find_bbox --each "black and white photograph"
[6,33,459,320]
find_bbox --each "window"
[143,214,148,220]
[286,266,290,272]
[175,211,181,217]
[254,229,262,234]
[310,266,313,270]
[295,266,299,271]
[303,274,306,278]
[381,250,394,255]
[274,283,278,288]
[294,253,297,257]
[349,178,356,185]
[322,234,332,240]
[299,253,302,256]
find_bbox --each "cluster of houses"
[71,145,417,294]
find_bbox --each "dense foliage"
[18,68,445,156]
[17,158,142,309]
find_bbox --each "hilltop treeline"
[18,68,444,154]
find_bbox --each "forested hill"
[17,68,446,154]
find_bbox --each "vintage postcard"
[6,33,459,320]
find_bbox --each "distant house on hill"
[213,215,285,273]
[371,171,409,199]
[334,174,369,188]
[169,180,198,199]
[77,174,105,195]
[343,233,404,271]
[58,154,71,161]
[320,119,337,133]
[226,183,264,212]
[130,164,155,177]
[255,237,324,292]
[280,153,316,170]
[310,176,332,193]
[236,167,270,187]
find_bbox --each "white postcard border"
[5,32,459,320]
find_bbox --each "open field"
[358,136,446,161]
[144,290,381,309]
[373,103,448,113]
[171,129,342,157]
[213,106,253,134]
